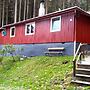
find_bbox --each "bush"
[0,44,24,69]
[0,57,3,65]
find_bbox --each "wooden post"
[82,51,85,59]
[74,41,76,57]
[79,53,82,64]
[73,59,76,77]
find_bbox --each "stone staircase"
[72,56,90,85]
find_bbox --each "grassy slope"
[0,56,89,90]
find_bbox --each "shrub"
[3,44,16,62]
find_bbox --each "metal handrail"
[73,43,87,61]
[73,52,82,77]
[73,43,82,61]
[77,52,82,61]
[73,43,87,77]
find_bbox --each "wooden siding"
[76,11,90,44]
[0,12,74,44]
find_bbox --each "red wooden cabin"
[0,6,90,56]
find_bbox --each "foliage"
[0,57,3,65]
[3,44,16,54]
[0,44,16,68]
[0,44,24,67]
[0,47,7,65]
[2,44,16,62]
[1,0,90,26]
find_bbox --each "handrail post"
[73,59,76,77]
[80,53,82,61]
[82,51,85,59]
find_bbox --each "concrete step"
[75,74,90,82]
[72,57,90,85]
[84,56,90,61]
[72,80,90,85]
[78,61,90,65]
[76,68,90,75]
[77,56,90,65]
[77,63,90,69]
[75,76,90,82]
[76,74,90,78]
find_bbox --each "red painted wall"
[0,12,74,44]
[76,11,90,44]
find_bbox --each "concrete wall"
[0,42,74,57]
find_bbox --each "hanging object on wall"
[2,30,7,36]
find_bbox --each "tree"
[2,0,5,26]
[0,0,2,27]
[14,0,17,23]
[85,0,90,11]
[5,0,9,25]
[19,0,22,21]
[0,0,90,26]
[3,44,16,62]
[33,0,36,17]
[24,0,26,20]
[8,0,15,24]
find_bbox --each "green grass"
[0,56,90,90]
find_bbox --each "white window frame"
[50,16,61,32]
[25,22,35,35]
[10,26,16,37]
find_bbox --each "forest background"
[0,0,90,27]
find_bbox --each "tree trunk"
[0,0,2,27]
[24,0,26,20]
[62,0,65,9]
[6,1,9,25]
[14,0,17,23]
[33,0,36,17]
[86,0,89,11]
[19,0,22,21]
[2,0,5,26]
[46,0,48,14]
[26,0,29,19]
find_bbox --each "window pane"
[11,28,15,35]
[52,20,60,30]
[27,25,31,34]
[25,22,35,35]
[31,25,34,33]
[51,16,61,32]
[10,27,15,37]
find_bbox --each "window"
[2,30,7,36]
[50,16,61,32]
[25,22,35,35]
[10,26,15,37]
